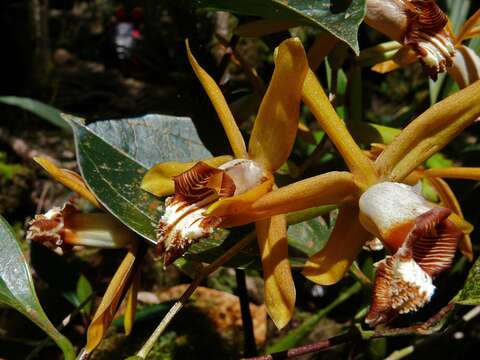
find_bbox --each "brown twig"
[245,332,354,360]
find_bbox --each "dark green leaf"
[0,216,75,360]
[0,96,71,131]
[194,0,366,54]
[87,115,213,168]
[454,255,480,305]
[69,116,161,243]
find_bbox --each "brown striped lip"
[157,159,268,266]
[366,207,462,326]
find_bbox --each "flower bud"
[27,203,134,252]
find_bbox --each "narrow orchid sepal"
[34,157,101,208]
[256,214,295,329]
[302,69,378,187]
[424,167,480,181]
[376,80,480,182]
[186,40,247,159]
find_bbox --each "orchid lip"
[156,159,269,265]
[27,203,133,252]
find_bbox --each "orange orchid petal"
[248,171,359,221]
[256,214,295,329]
[186,40,247,159]
[303,206,370,285]
[426,176,474,260]
[124,265,141,336]
[248,38,308,172]
[34,157,101,208]
[376,80,480,182]
[302,69,377,186]
[307,32,338,71]
[424,167,480,181]
[448,45,480,89]
[86,245,140,353]
[141,156,233,197]
[205,176,273,217]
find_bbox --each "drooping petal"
[426,176,473,260]
[227,171,360,225]
[27,203,135,251]
[186,40,247,159]
[302,69,377,186]
[375,80,480,182]
[256,214,295,329]
[248,37,308,172]
[124,265,141,336]
[86,245,142,353]
[141,156,233,197]
[303,206,371,285]
[34,157,101,208]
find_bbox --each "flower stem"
[236,268,257,357]
[136,231,257,359]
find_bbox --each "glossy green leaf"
[454,255,480,305]
[87,114,213,168]
[77,275,93,316]
[0,215,75,360]
[194,0,365,54]
[69,116,161,243]
[0,96,71,131]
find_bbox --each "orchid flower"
[365,0,455,79]
[225,68,480,325]
[141,38,308,329]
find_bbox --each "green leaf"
[77,275,93,316]
[454,255,480,305]
[288,215,333,256]
[0,215,75,360]
[87,114,213,168]
[69,116,162,243]
[0,96,71,131]
[194,0,366,54]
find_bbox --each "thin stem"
[236,269,257,357]
[245,332,354,360]
[136,231,257,359]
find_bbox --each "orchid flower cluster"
[25,1,480,356]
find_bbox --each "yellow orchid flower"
[240,69,480,324]
[141,37,308,329]
[365,0,455,80]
